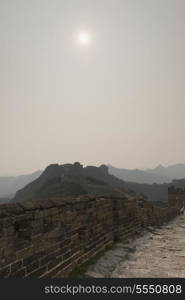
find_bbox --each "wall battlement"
[0,196,180,278]
[168,186,185,209]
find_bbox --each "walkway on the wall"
[86,215,185,278]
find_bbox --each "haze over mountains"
[108,164,185,203]
[13,163,130,202]
[146,164,185,181]
[0,170,42,200]
[1,163,185,204]
[108,164,185,184]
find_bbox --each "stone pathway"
[86,215,185,278]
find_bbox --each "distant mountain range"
[122,179,185,204]
[1,163,185,204]
[107,164,185,203]
[108,164,185,184]
[146,164,185,181]
[0,170,42,199]
[13,163,131,203]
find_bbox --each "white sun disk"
[78,32,89,45]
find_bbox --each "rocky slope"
[13,163,131,202]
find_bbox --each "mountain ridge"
[0,170,42,198]
[108,163,185,184]
[1,163,185,204]
[13,163,131,202]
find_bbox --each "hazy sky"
[1,0,185,175]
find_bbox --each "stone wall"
[168,187,185,208]
[0,196,180,278]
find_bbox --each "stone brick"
[39,249,61,266]
[0,195,181,278]
[27,266,47,278]
[10,267,26,278]
[23,251,45,266]
[0,265,10,277]
[47,257,63,270]
[10,260,23,274]
[26,261,39,274]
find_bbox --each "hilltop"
[13,163,132,202]
[2,163,185,204]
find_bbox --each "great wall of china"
[0,188,184,278]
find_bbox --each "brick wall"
[168,187,185,208]
[0,196,180,278]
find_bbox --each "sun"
[78,32,90,45]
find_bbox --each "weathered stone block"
[23,251,45,266]
[10,260,23,274]
[27,266,47,278]
[0,265,10,277]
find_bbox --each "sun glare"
[78,32,90,45]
